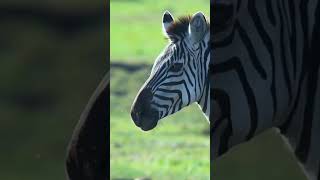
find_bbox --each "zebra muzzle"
[131,88,159,131]
[131,110,159,131]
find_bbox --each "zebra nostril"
[130,110,141,126]
[131,87,154,127]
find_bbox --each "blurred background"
[0,1,107,180]
[110,0,210,179]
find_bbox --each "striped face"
[131,11,210,131]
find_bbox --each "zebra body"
[131,11,211,131]
[212,0,320,179]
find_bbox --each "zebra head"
[131,11,210,131]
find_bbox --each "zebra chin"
[130,108,160,131]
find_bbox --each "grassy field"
[213,129,307,180]
[110,0,210,62]
[110,0,210,179]
[110,68,209,180]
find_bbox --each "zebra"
[130,11,211,131]
[211,0,320,180]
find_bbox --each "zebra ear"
[189,12,208,43]
[162,11,174,37]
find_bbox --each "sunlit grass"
[110,112,209,180]
[110,0,210,62]
[110,68,210,179]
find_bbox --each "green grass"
[110,0,210,62]
[110,68,209,180]
[111,112,209,180]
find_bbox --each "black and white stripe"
[211,0,320,179]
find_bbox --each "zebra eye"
[169,63,183,72]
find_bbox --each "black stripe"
[212,89,231,132]
[212,117,224,133]
[212,57,258,140]
[280,0,307,135]
[179,42,184,59]
[173,99,182,114]
[201,80,209,113]
[196,46,204,95]
[295,0,319,162]
[178,98,183,110]
[209,88,214,123]
[279,75,303,134]
[212,88,232,156]
[187,53,197,80]
[160,81,190,106]
[185,65,194,87]
[218,119,232,156]
[295,67,317,162]
[266,0,276,26]
[157,88,182,98]
[279,55,308,134]
[236,0,242,12]
[288,0,297,79]
[279,6,310,133]
[167,72,183,79]
[236,21,267,79]
[151,102,169,111]
[161,80,185,86]
[281,0,291,36]
[153,94,174,105]
[149,66,167,89]
[183,80,191,105]
[278,0,293,101]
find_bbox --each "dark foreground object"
[66,73,109,180]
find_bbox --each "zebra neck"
[197,76,210,121]
[278,64,320,180]
[197,32,211,121]
[280,128,320,180]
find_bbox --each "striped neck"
[197,75,210,121]
[197,32,210,121]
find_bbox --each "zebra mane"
[166,15,210,39]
